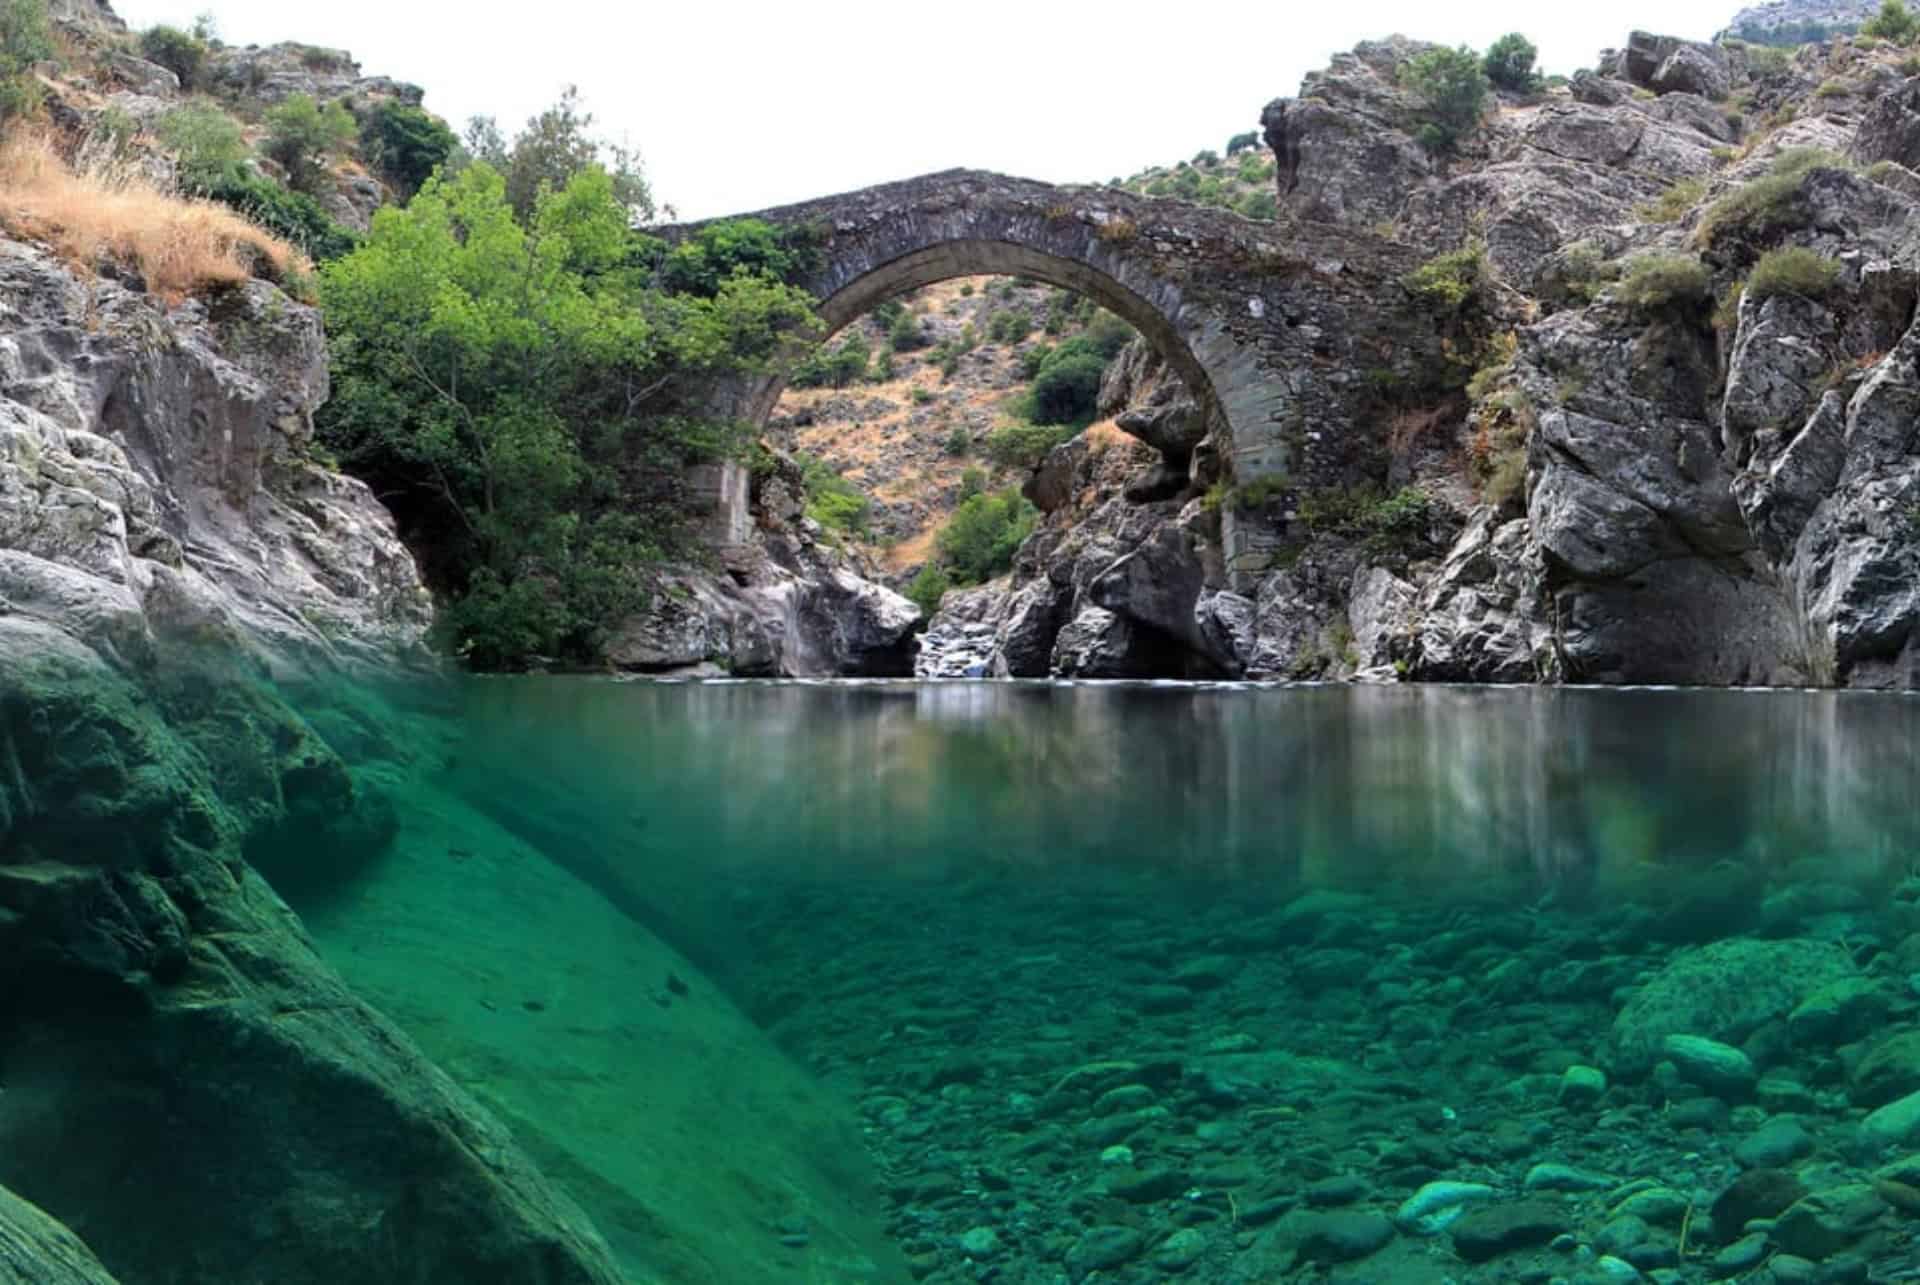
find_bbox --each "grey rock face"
[0,240,431,672]
[1852,76,1920,170]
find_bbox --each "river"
[284,678,1920,1282]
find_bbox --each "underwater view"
[212,678,1920,1281]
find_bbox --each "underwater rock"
[0,1184,122,1284]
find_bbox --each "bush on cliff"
[1400,46,1489,152]
[1745,246,1840,302]
[1862,0,1920,44]
[936,488,1038,584]
[140,22,208,91]
[317,162,820,668]
[362,101,457,198]
[0,0,53,120]
[264,93,356,194]
[1483,33,1540,93]
[1616,253,1712,313]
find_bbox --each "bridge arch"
[665,169,1432,570]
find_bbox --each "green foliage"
[790,331,870,388]
[1192,148,1219,167]
[1029,351,1106,425]
[1693,147,1852,247]
[1226,130,1260,155]
[1402,243,1487,311]
[465,86,653,225]
[0,0,52,120]
[936,488,1038,583]
[1635,176,1706,222]
[1399,45,1490,151]
[1297,485,1435,554]
[888,307,930,351]
[187,163,360,261]
[361,101,457,197]
[1862,0,1920,44]
[157,101,247,182]
[869,345,894,382]
[1745,246,1841,301]
[140,23,207,90]
[1236,189,1278,221]
[317,162,820,668]
[797,452,871,537]
[988,307,1033,343]
[264,93,357,194]
[985,422,1073,469]
[1615,253,1713,313]
[1483,33,1540,92]
[657,219,797,297]
[958,466,988,499]
[1815,76,1857,98]
[905,563,951,617]
[943,427,970,456]
[1747,44,1795,74]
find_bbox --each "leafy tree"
[1225,130,1260,155]
[1029,352,1105,425]
[936,488,1038,583]
[264,93,357,193]
[1483,33,1540,92]
[476,86,653,225]
[905,563,951,617]
[790,332,869,388]
[1399,45,1490,152]
[0,0,52,120]
[796,452,871,536]
[362,101,457,197]
[160,101,360,260]
[1863,0,1920,43]
[141,23,207,90]
[888,308,929,351]
[317,163,819,667]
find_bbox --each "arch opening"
[743,239,1223,431]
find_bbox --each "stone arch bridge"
[665,169,1434,562]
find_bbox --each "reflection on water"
[447,680,1920,904]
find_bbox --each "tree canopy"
[317,163,818,667]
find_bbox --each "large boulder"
[1852,76,1920,171]
[1608,939,1858,1076]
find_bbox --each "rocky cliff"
[925,27,1920,689]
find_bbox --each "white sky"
[112,0,1738,220]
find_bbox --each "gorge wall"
[909,31,1920,689]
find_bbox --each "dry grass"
[0,132,305,304]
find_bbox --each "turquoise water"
[277,679,1920,1284]
[20,668,1920,1282]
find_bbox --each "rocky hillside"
[1725,0,1879,43]
[922,26,1920,689]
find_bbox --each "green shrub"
[1747,45,1794,74]
[936,488,1038,583]
[911,386,934,405]
[889,308,930,351]
[905,563,951,617]
[361,101,457,197]
[1402,243,1488,311]
[797,452,871,537]
[1080,310,1135,358]
[157,101,247,182]
[790,332,870,388]
[1862,0,1919,44]
[190,165,360,260]
[0,0,53,120]
[1225,130,1260,155]
[1192,148,1219,167]
[140,23,207,91]
[1815,77,1857,98]
[988,308,1033,344]
[656,219,796,297]
[1029,353,1106,425]
[985,422,1073,469]
[958,466,988,499]
[264,93,357,194]
[1615,253,1713,312]
[1400,45,1490,151]
[943,427,970,456]
[1745,246,1841,301]
[1692,147,1852,248]
[1483,33,1541,92]
[1236,189,1278,221]
[1635,176,1706,222]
